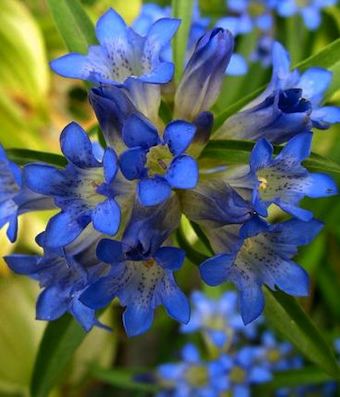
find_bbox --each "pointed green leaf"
[7,148,66,167]
[47,0,96,53]
[214,37,340,131]
[30,314,87,397]
[200,139,340,174]
[172,0,194,83]
[264,290,340,379]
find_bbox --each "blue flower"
[80,196,188,337]
[157,343,229,397]
[119,114,199,206]
[5,231,108,331]
[220,346,272,396]
[24,122,131,248]
[250,35,275,67]
[216,87,313,144]
[181,291,261,349]
[0,145,53,242]
[233,132,337,220]
[51,8,180,86]
[174,28,234,121]
[200,217,323,324]
[276,0,336,30]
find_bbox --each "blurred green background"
[0,0,340,396]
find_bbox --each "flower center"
[267,348,281,363]
[248,2,266,17]
[146,145,173,176]
[258,176,269,191]
[229,366,246,384]
[185,365,209,387]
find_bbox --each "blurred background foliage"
[0,0,340,396]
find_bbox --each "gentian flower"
[50,8,180,87]
[5,230,108,331]
[174,28,234,121]
[80,196,188,337]
[181,291,261,349]
[0,145,53,242]
[229,132,337,220]
[24,122,133,248]
[276,0,337,30]
[157,343,229,397]
[220,346,272,395]
[200,217,323,324]
[119,114,199,206]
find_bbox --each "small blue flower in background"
[80,196,188,337]
[276,0,337,30]
[157,343,229,397]
[119,114,198,206]
[174,28,234,121]
[231,132,337,220]
[220,346,272,396]
[51,8,180,86]
[250,34,275,67]
[5,231,108,331]
[24,122,132,248]
[181,291,261,349]
[0,145,53,242]
[200,217,323,324]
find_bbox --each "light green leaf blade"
[30,314,87,397]
[7,148,66,167]
[47,0,96,53]
[172,0,194,83]
[264,290,340,379]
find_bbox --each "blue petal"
[123,304,154,337]
[6,215,18,243]
[250,139,273,171]
[36,287,68,321]
[303,173,338,198]
[103,148,118,183]
[50,54,89,80]
[277,201,313,221]
[154,247,185,270]
[163,120,196,155]
[138,62,175,84]
[302,6,321,30]
[239,284,265,325]
[297,68,332,104]
[312,106,340,129]
[24,164,65,196]
[5,254,40,275]
[145,18,180,52]
[226,53,248,76]
[44,211,90,248]
[162,286,190,324]
[181,343,201,363]
[275,132,312,162]
[95,8,127,45]
[96,238,124,263]
[138,177,172,206]
[70,299,96,332]
[80,277,118,309]
[92,198,121,235]
[271,259,309,296]
[166,155,198,189]
[200,254,234,286]
[240,217,269,239]
[122,114,159,149]
[234,385,251,397]
[60,122,98,167]
[119,147,147,180]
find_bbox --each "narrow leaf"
[270,367,333,388]
[47,0,96,53]
[30,314,87,397]
[264,289,340,379]
[176,224,208,266]
[90,366,160,393]
[172,0,194,83]
[7,148,66,167]
[214,37,340,130]
[200,139,340,175]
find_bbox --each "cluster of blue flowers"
[1,6,339,337]
[155,291,339,396]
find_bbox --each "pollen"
[144,258,155,269]
[258,176,269,191]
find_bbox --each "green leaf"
[47,0,96,53]
[6,148,66,167]
[270,367,333,388]
[172,0,194,83]
[200,139,340,175]
[89,366,160,393]
[264,289,340,379]
[214,37,340,131]
[176,224,208,266]
[30,314,87,397]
